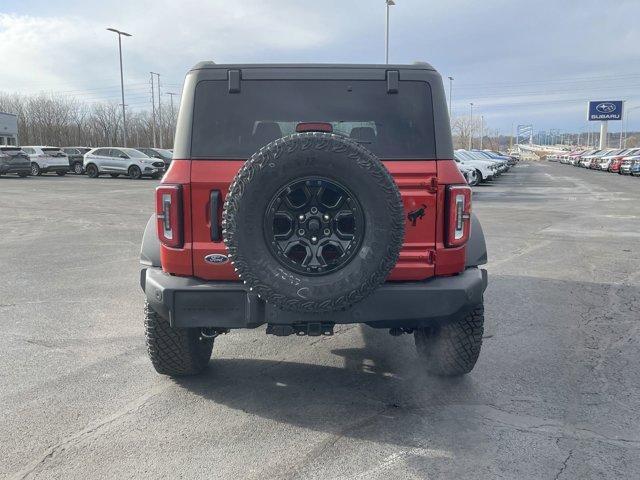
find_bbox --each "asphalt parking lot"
[2,162,639,479]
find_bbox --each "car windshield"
[192,79,436,159]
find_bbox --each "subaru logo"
[596,102,616,114]
[204,253,229,264]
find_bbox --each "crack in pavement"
[553,448,574,480]
[10,382,170,480]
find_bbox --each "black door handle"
[210,190,221,241]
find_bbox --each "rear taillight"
[156,184,183,248]
[446,185,472,247]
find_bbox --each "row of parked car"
[453,149,518,185]
[0,145,173,179]
[3,144,517,183]
[548,147,640,175]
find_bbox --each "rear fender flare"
[465,213,487,267]
[140,214,161,267]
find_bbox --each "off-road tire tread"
[144,302,213,376]
[414,305,484,376]
[222,132,404,313]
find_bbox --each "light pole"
[151,72,163,148]
[448,76,454,119]
[480,115,484,149]
[150,73,156,147]
[106,27,132,147]
[469,102,474,150]
[385,0,395,64]
[166,92,179,145]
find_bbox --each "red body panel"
[159,160,193,276]
[434,160,467,275]
[159,158,469,282]
[190,160,244,280]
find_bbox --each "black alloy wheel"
[264,177,364,276]
[86,164,99,178]
[128,165,142,180]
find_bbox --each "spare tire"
[223,132,404,313]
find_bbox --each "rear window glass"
[191,80,436,159]
[42,147,62,153]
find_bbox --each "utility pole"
[468,103,474,150]
[480,115,484,149]
[166,92,178,146]
[150,72,156,148]
[151,72,162,148]
[448,76,454,119]
[106,27,132,147]
[385,1,395,64]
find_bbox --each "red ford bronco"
[140,63,488,377]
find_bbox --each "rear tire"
[31,163,41,176]
[86,164,99,178]
[414,305,484,376]
[128,165,142,180]
[144,303,213,376]
[73,163,84,174]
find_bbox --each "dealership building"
[0,112,18,145]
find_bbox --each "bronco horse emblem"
[407,204,427,226]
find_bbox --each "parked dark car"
[0,146,31,177]
[136,147,173,168]
[62,147,92,174]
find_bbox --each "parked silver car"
[22,146,69,176]
[83,147,165,179]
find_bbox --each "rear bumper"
[141,267,488,330]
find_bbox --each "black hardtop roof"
[190,62,436,72]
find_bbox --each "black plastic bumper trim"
[142,267,488,329]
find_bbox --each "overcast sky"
[2,0,640,134]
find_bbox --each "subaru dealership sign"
[588,101,623,121]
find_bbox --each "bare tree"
[0,91,178,148]
[451,116,481,150]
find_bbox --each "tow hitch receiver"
[266,323,335,337]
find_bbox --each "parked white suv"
[83,147,165,179]
[22,146,69,176]
[454,151,496,182]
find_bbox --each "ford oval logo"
[204,254,229,264]
[596,102,616,114]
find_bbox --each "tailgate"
[190,160,437,282]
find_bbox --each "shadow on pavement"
[175,324,479,449]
